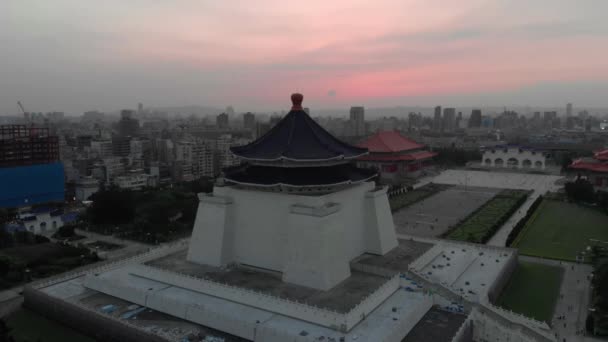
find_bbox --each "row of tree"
[564,178,608,213]
[505,195,544,247]
[83,179,211,243]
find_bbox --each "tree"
[0,256,11,277]
[52,224,76,239]
[564,179,596,203]
[0,318,15,342]
[0,228,14,249]
[87,186,135,225]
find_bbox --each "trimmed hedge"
[445,189,529,244]
[388,183,450,212]
[505,195,544,247]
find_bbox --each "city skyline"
[1,1,608,114]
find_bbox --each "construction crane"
[17,101,30,122]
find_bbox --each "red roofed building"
[356,130,436,184]
[568,148,608,190]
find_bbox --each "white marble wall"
[187,182,397,290]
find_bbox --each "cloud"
[1,0,608,113]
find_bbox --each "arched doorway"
[535,161,543,168]
[495,158,504,167]
[484,158,492,166]
[522,159,532,168]
[507,158,519,168]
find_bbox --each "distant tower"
[469,109,482,128]
[117,109,139,136]
[433,106,442,131]
[243,112,256,130]
[349,106,365,136]
[226,106,235,116]
[442,108,456,132]
[566,103,573,117]
[137,102,143,114]
[216,113,229,129]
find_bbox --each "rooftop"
[569,158,608,173]
[594,149,608,161]
[230,94,368,162]
[224,163,376,188]
[357,130,424,153]
[353,239,434,273]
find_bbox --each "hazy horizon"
[2,1,608,115]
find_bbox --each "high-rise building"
[566,103,572,117]
[468,109,482,128]
[82,111,105,122]
[442,108,456,132]
[0,125,59,167]
[112,136,131,157]
[243,112,256,130]
[349,106,365,136]
[543,111,558,129]
[0,125,63,208]
[117,110,140,136]
[216,113,229,129]
[433,106,442,131]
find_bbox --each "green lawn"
[498,261,563,323]
[6,308,95,342]
[514,200,608,262]
[446,190,528,243]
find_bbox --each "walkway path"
[73,229,151,259]
[486,193,539,247]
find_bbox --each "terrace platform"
[145,249,390,313]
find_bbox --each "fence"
[406,270,555,342]
[116,263,400,332]
[349,259,399,278]
[31,239,189,290]
[450,314,473,342]
[486,250,517,303]
[23,286,171,342]
[473,305,556,342]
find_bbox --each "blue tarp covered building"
[0,162,65,208]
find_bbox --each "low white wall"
[189,182,396,272]
[130,264,399,332]
[482,148,546,169]
[383,294,433,342]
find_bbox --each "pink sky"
[1,0,608,113]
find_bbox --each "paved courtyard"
[425,170,563,246]
[393,185,500,237]
[431,170,563,192]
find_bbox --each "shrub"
[505,195,543,247]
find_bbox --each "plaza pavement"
[427,169,564,247]
[410,170,605,340]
